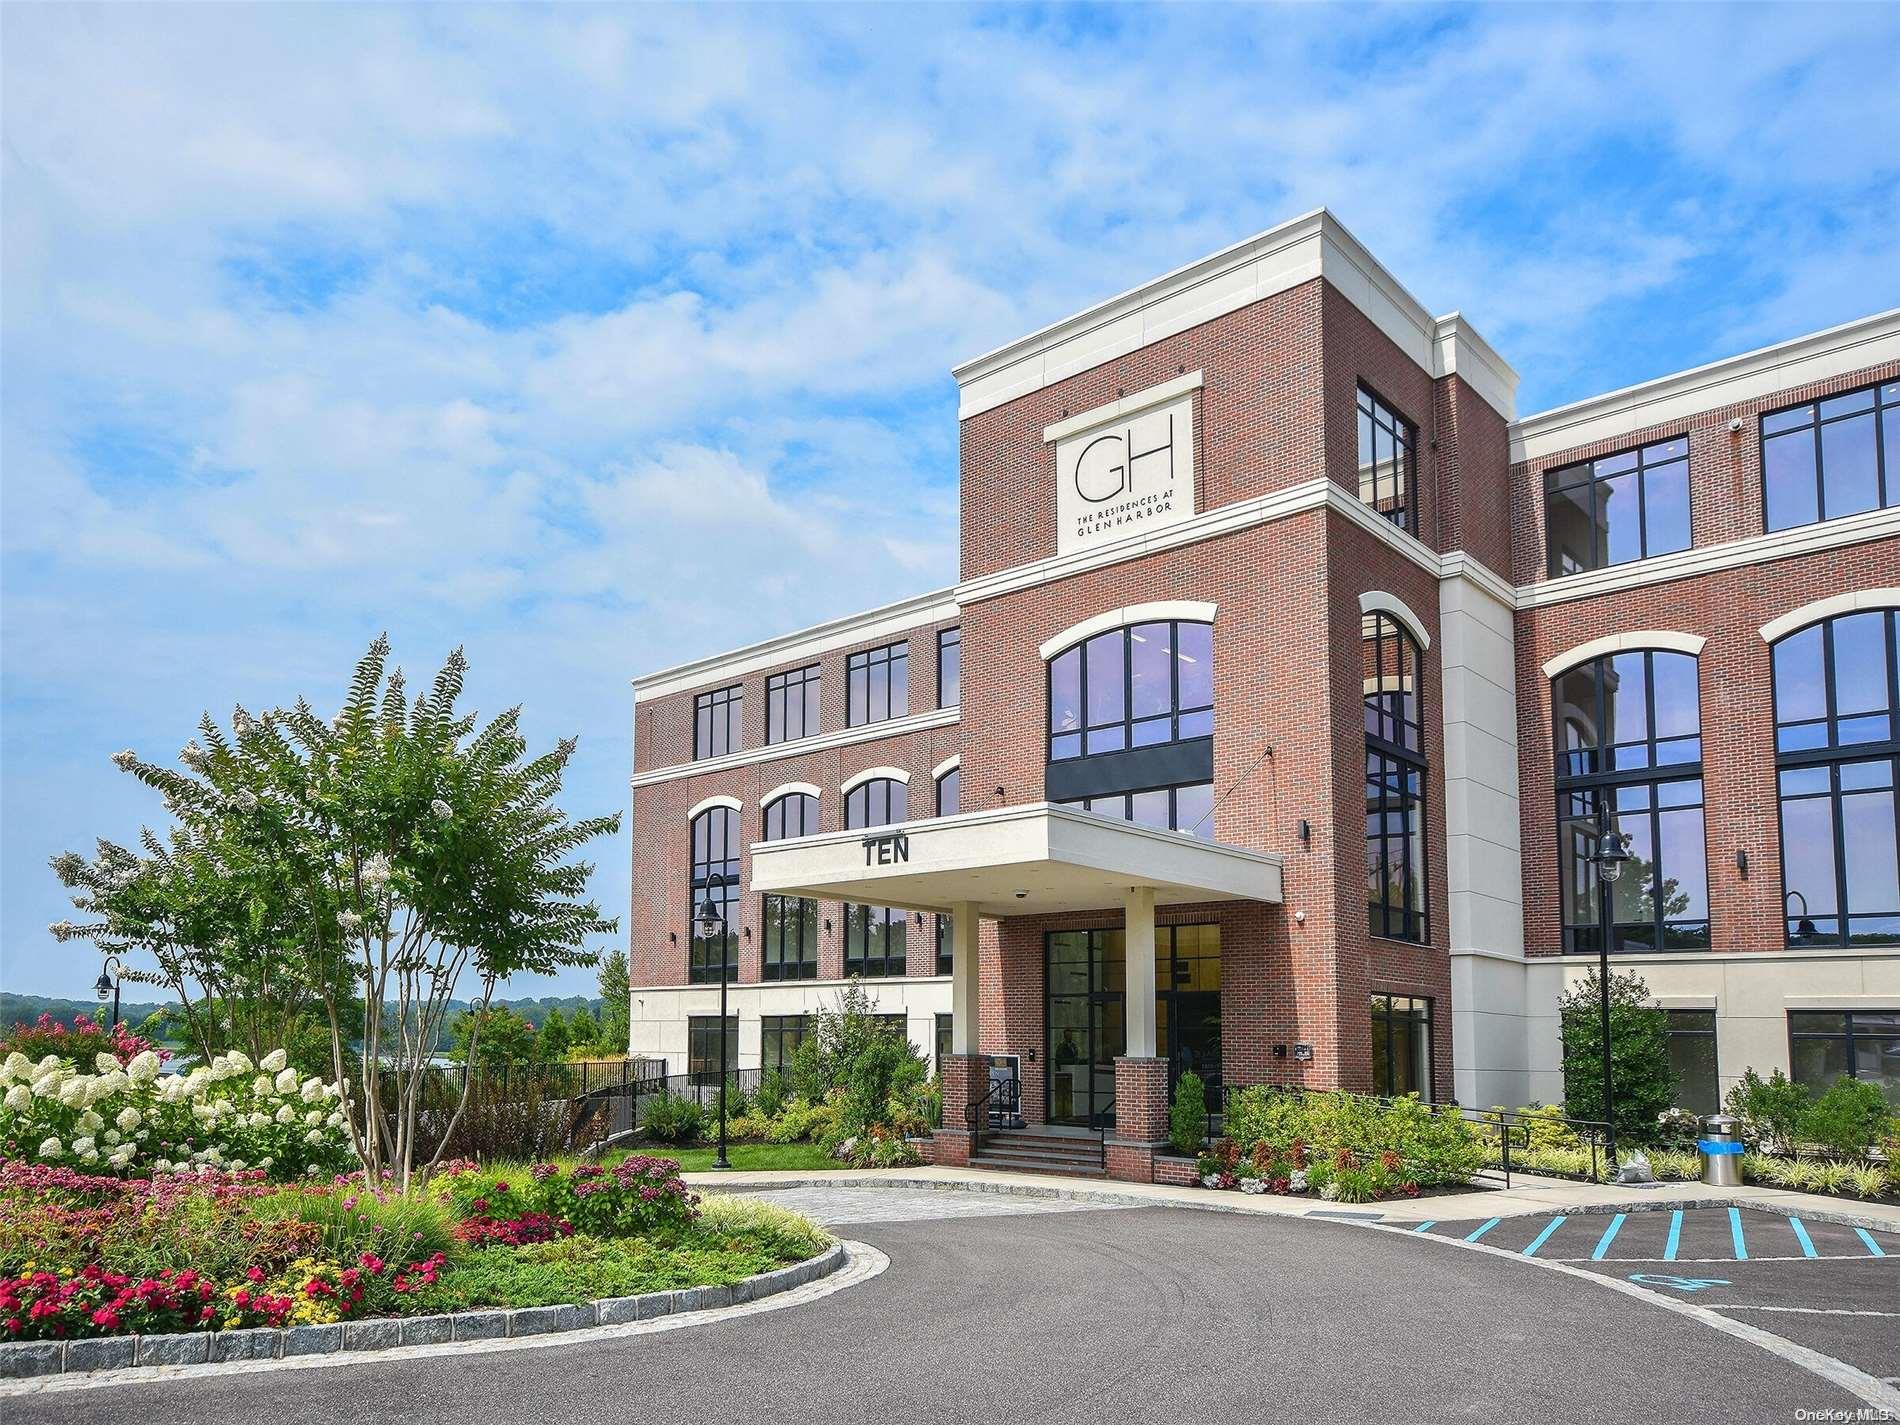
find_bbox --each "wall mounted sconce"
[913,912,925,925]
[994,785,1006,800]
[1272,1044,1287,1059]
[668,932,677,945]
[1298,819,1311,846]
[824,918,833,933]
[743,926,752,939]
[1736,849,1749,878]
[1294,909,1306,924]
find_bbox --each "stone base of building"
[1104,1137,1162,1183]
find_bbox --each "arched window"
[1773,611,1900,946]
[688,805,740,983]
[935,767,960,973]
[1551,649,1708,952]
[1046,619,1214,837]
[843,778,908,976]
[761,794,818,980]
[1364,613,1429,942]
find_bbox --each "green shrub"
[753,1069,788,1119]
[1169,1072,1208,1156]
[723,1078,751,1120]
[1215,1087,1479,1188]
[1559,968,1676,1146]
[1847,1163,1888,1199]
[1725,1068,1809,1153]
[1799,1076,1892,1156]
[258,1179,458,1262]
[694,1193,832,1258]
[641,1090,706,1144]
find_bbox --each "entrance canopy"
[748,802,1282,918]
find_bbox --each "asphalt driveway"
[11,1193,1889,1425]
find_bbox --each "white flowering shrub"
[0,1047,352,1181]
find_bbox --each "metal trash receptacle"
[1699,1112,1743,1187]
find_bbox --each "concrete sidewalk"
[683,1162,1900,1234]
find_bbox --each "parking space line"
[1729,1207,1748,1260]
[1464,1217,1502,1243]
[1523,1215,1566,1257]
[1714,1305,1900,1319]
[1591,1213,1626,1260]
[1855,1228,1886,1258]
[1789,1218,1818,1259]
[1412,1220,1435,1233]
[1663,1210,1682,1261]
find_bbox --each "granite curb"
[0,1239,843,1379]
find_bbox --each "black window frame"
[1772,611,1900,948]
[934,1013,954,1076]
[1046,619,1213,765]
[692,684,743,761]
[764,664,821,745]
[1762,379,1900,533]
[1355,383,1417,534]
[934,767,960,974]
[937,627,960,709]
[1665,1009,1720,1115]
[1364,612,1428,944]
[759,792,820,981]
[846,641,909,727]
[686,1014,738,1086]
[761,1014,812,1077]
[1056,780,1216,840]
[687,805,741,984]
[843,776,908,977]
[1788,1010,1900,1106]
[1369,993,1432,1101]
[1543,434,1693,578]
[1553,649,1710,954]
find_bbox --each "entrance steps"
[970,1127,1106,1179]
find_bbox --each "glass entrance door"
[1046,929,1124,1127]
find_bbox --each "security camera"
[1728,417,1744,434]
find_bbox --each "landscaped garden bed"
[1173,1082,1487,1203]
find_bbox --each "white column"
[1124,885,1157,1058]
[950,900,979,1055]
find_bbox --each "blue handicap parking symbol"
[1629,1273,1731,1293]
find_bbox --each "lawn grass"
[649,1142,838,1173]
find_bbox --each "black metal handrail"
[965,1075,1020,1158]
[1090,1095,1115,1140]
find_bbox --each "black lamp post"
[1589,805,1632,1176]
[694,897,732,1171]
[93,956,123,1030]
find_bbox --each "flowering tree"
[51,636,619,1188]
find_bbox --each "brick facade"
[625,211,1900,1163]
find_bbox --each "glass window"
[1356,385,1416,533]
[1764,381,1900,533]
[1047,620,1213,760]
[934,1014,954,1076]
[1665,1010,1719,1114]
[693,685,742,760]
[847,642,908,727]
[843,777,908,976]
[1774,611,1900,947]
[761,1015,811,1077]
[1364,613,1428,943]
[1370,994,1431,1100]
[1058,782,1215,839]
[765,665,820,745]
[688,806,740,983]
[936,912,954,975]
[760,793,818,981]
[934,766,960,975]
[1789,1010,1900,1108]
[1553,650,1709,953]
[687,1015,738,1085]
[937,627,960,708]
[1544,436,1691,577]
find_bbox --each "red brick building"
[629,209,1900,1180]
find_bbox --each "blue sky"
[3,3,1898,1001]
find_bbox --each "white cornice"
[952,209,1516,422]
[1541,630,1705,680]
[1509,307,1900,464]
[1516,505,1900,611]
[686,794,741,819]
[930,756,961,782]
[631,586,958,701]
[631,707,958,789]
[762,781,822,805]
[1759,587,1900,644]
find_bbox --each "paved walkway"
[685,1162,1900,1232]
